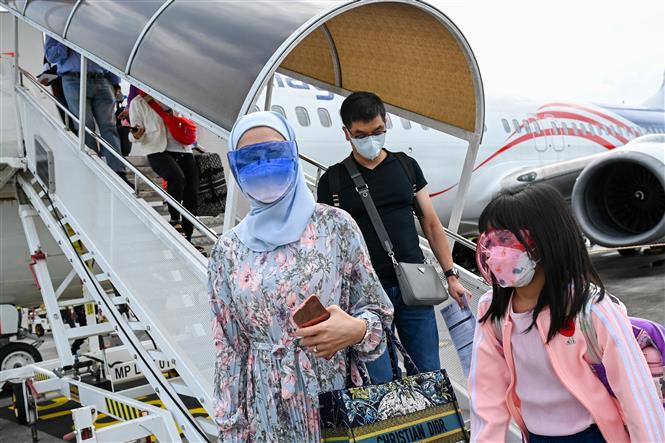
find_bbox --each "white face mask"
[351,132,385,160]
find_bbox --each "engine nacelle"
[572,136,665,248]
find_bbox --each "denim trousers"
[529,425,606,442]
[365,285,441,383]
[61,75,125,173]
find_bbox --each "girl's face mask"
[476,229,538,288]
[227,140,298,204]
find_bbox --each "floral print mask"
[476,229,538,288]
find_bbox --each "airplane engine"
[572,139,665,248]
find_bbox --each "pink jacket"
[469,291,664,442]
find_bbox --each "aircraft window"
[551,121,559,135]
[271,105,286,118]
[250,105,260,113]
[501,118,510,133]
[512,119,521,133]
[421,124,429,131]
[570,122,579,135]
[386,114,393,129]
[578,123,586,135]
[295,106,310,127]
[532,121,542,133]
[523,120,531,134]
[317,108,332,128]
[562,122,569,135]
[401,118,412,130]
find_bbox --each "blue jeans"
[61,74,125,173]
[529,425,606,442]
[365,285,441,383]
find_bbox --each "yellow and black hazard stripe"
[104,398,145,421]
[34,373,49,381]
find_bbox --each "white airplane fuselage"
[265,74,665,235]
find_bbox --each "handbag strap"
[342,157,398,267]
[345,323,421,387]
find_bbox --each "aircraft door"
[548,116,565,152]
[528,114,547,152]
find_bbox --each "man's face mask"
[227,140,298,204]
[350,131,386,160]
[476,229,538,288]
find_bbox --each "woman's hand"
[296,305,367,360]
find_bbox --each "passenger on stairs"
[208,111,393,442]
[127,90,200,241]
[43,37,131,187]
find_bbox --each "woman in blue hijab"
[208,111,393,442]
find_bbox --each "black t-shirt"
[317,151,427,286]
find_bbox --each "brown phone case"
[293,295,330,328]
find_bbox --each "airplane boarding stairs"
[11,80,520,441]
[15,83,219,441]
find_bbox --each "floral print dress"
[208,204,394,442]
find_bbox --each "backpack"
[144,96,197,145]
[327,151,423,219]
[490,286,665,407]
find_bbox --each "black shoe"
[116,171,135,190]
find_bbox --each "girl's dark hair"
[478,184,604,341]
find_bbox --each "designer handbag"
[318,326,468,442]
[343,157,448,306]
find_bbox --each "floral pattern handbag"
[318,328,469,442]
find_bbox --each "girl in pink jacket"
[468,185,664,442]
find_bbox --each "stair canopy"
[2,0,484,141]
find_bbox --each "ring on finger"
[313,345,319,354]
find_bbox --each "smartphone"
[293,295,330,328]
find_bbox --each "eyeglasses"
[348,129,387,140]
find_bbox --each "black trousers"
[147,151,199,239]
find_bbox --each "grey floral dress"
[208,204,394,442]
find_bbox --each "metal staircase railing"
[13,61,491,442]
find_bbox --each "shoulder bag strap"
[391,151,425,220]
[342,157,397,265]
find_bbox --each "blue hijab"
[229,111,316,252]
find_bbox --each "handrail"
[19,67,219,244]
[19,67,477,253]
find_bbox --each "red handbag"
[143,94,197,145]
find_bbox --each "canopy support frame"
[321,23,342,87]
[3,7,230,141]
[125,0,174,74]
[62,0,82,39]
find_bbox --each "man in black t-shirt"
[317,92,467,382]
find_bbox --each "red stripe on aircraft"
[538,102,637,135]
[428,122,617,197]
[534,110,628,145]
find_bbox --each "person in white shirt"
[128,91,199,241]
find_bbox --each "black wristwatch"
[444,267,459,280]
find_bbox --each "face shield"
[227,140,298,204]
